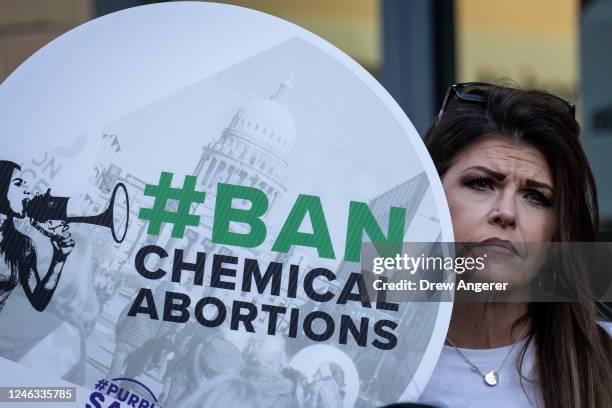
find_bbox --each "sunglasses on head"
[437,82,576,120]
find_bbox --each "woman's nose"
[488,192,517,229]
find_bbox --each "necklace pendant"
[484,371,499,386]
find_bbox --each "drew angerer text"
[373,279,509,293]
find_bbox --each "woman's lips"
[478,238,520,257]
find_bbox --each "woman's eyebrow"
[526,179,554,192]
[11,177,23,184]
[461,166,505,181]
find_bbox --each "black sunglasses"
[437,82,576,120]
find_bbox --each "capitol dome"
[226,78,296,161]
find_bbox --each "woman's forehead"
[452,137,553,183]
[10,168,23,180]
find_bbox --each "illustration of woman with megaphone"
[0,160,75,313]
[0,159,129,314]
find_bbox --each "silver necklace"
[445,324,529,387]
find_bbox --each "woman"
[418,83,612,408]
[0,160,74,312]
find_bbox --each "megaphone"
[24,183,130,243]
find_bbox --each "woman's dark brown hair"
[424,85,612,408]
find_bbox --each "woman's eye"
[464,177,493,191]
[524,190,552,207]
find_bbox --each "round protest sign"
[0,2,453,406]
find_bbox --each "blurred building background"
[0,0,610,235]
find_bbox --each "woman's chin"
[460,262,537,288]
[7,207,25,219]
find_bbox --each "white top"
[418,321,612,408]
